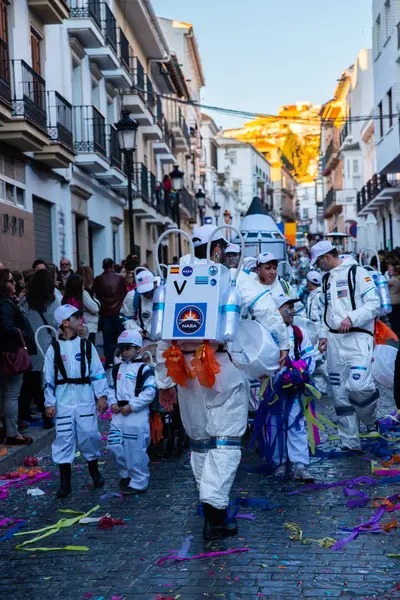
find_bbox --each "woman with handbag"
[0,269,36,445]
[19,269,61,428]
[78,266,100,345]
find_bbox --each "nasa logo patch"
[182,266,193,277]
[352,373,361,381]
[173,303,207,337]
[75,353,81,361]
[209,265,218,276]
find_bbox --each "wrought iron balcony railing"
[108,124,122,170]
[133,162,149,202]
[68,0,102,30]
[11,60,47,131]
[102,2,116,53]
[73,104,106,158]
[47,91,73,149]
[357,173,392,212]
[118,28,133,73]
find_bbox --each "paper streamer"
[285,522,336,548]
[157,548,249,566]
[99,492,123,501]
[289,475,376,496]
[14,504,100,551]
[177,535,194,558]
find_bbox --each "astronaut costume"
[122,269,157,344]
[306,270,329,395]
[312,241,381,450]
[156,224,290,540]
[107,330,156,494]
[256,252,306,317]
[44,304,108,497]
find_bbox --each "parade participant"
[259,296,316,482]
[107,330,156,496]
[242,256,257,274]
[122,269,158,344]
[256,252,306,316]
[224,243,241,269]
[156,225,289,541]
[312,241,381,451]
[305,270,329,395]
[44,304,108,498]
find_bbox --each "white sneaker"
[273,464,287,479]
[293,463,314,483]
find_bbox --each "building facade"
[356,0,400,252]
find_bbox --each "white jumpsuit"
[107,361,156,491]
[256,276,306,317]
[156,261,290,510]
[121,291,156,352]
[306,287,329,395]
[44,337,108,464]
[319,257,381,450]
[270,325,316,466]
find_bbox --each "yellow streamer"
[285,522,336,549]
[14,504,100,552]
[18,545,89,552]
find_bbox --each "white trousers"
[52,403,101,464]
[178,352,249,510]
[327,332,379,450]
[270,395,309,466]
[107,412,150,490]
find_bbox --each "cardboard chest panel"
[162,263,230,341]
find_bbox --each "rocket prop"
[358,247,392,316]
[152,226,245,388]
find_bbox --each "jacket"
[319,256,380,337]
[122,290,154,339]
[93,271,125,317]
[306,288,322,323]
[82,290,100,334]
[256,276,306,317]
[0,295,37,355]
[57,269,74,293]
[19,296,61,371]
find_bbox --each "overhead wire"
[128,85,397,125]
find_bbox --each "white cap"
[136,269,155,294]
[54,304,82,326]
[243,256,257,271]
[117,330,143,348]
[192,224,227,248]
[225,243,241,254]
[274,295,300,310]
[257,252,278,265]
[307,270,322,286]
[310,241,335,266]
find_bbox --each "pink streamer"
[0,518,24,527]
[0,471,50,499]
[156,547,249,566]
[373,469,400,477]
[310,403,321,447]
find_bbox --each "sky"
[152,0,372,130]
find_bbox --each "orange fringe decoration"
[374,320,398,345]
[191,342,222,389]
[162,342,193,387]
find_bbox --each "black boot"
[87,459,105,488]
[202,503,238,541]
[56,463,72,499]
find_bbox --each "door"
[33,197,52,263]
[0,1,9,94]
[30,29,42,108]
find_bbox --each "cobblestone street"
[2,392,400,600]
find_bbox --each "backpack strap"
[112,362,121,392]
[135,363,154,396]
[279,278,290,296]
[292,324,303,361]
[53,340,68,384]
[347,264,357,311]
[53,338,92,387]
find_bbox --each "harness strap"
[53,338,92,386]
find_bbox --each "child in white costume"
[44,304,108,499]
[107,330,156,495]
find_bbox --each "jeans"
[99,316,123,368]
[0,374,23,438]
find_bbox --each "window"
[378,101,384,137]
[376,15,381,55]
[352,159,360,175]
[388,88,393,128]
[385,1,391,38]
[30,29,41,74]
[302,208,309,219]
[1,180,25,207]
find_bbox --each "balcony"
[153,119,176,164]
[322,138,340,176]
[340,121,353,148]
[34,91,75,168]
[357,173,400,215]
[67,0,104,48]
[28,0,69,24]
[97,125,128,188]
[140,82,162,141]
[73,104,109,173]
[0,60,50,151]
[166,100,190,152]
[190,126,202,157]
[122,58,153,126]
[0,39,12,122]
[85,3,122,73]
[323,187,343,219]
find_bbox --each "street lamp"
[212,202,221,226]
[116,110,139,255]
[170,165,184,256]
[195,188,206,225]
